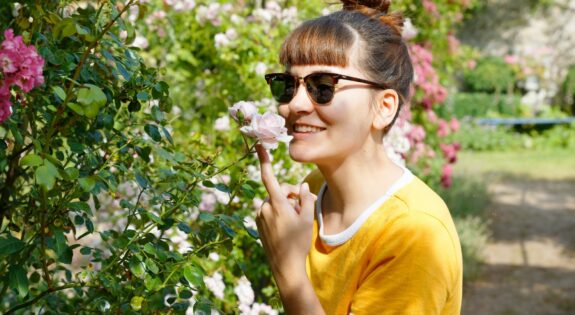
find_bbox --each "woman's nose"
[288,83,314,114]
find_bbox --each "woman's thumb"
[299,182,317,219]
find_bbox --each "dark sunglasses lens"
[307,74,335,104]
[269,75,295,103]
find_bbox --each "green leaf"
[130,296,144,311]
[67,102,85,116]
[0,235,25,255]
[241,183,256,199]
[135,172,148,189]
[116,60,131,81]
[144,124,162,142]
[59,247,73,264]
[199,212,215,222]
[177,222,192,234]
[129,257,145,278]
[79,176,96,192]
[53,228,67,255]
[145,211,164,225]
[151,106,164,122]
[20,154,43,167]
[162,127,174,145]
[144,274,162,291]
[53,86,66,101]
[137,91,149,101]
[64,167,79,180]
[67,201,92,215]
[77,84,107,118]
[9,265,29,298]
[80,247,91,255]
[35,161,59,191]
[215,183,230,193]
[183,265,204,288]
[145,258,159,274]
[143,243,156,256]
[193,301,212,315]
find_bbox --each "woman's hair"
[279,0,413,131]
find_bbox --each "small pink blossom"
[437,119,450,137]
[441,164,453,188]
[467,60,477,70]
[440,143,458,163]
[426,110,438,124]
[504,55,518,65]
[215,115,231,131]
[229,101,258,123]
[240,112,292,150]
[449,117,460,132]
[422,0,439,16]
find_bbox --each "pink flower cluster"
[409,44,447,109]
[0,29,45,123]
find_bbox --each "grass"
[454,148,575,180]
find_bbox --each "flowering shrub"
[0,29,45,123]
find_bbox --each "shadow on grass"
[477,173,575,255]
[462,263,575,315]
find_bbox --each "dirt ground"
[461,175,575,315]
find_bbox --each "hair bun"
[341,0,391,14]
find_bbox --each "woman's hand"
[254,144,325,315]
[254,144,317,283]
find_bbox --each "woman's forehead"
[286,64,366,78]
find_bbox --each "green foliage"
[454,216,489,281]
[453,122,575,152]
[442,92,521,118]
[558,64,575,114]
[0,1,262,313]
[463,56,516,93]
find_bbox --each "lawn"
[454,148,575,180]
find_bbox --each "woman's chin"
[288,146,317,163]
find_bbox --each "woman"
[255,1,462,314]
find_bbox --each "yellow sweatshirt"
[304,167,462,315]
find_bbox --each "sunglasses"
[264,72,388,105]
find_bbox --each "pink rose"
[240,112,292,150]
[441,164,453,188]
[437,119,450,137]
[229,101,258,123]
[449,117,460,132]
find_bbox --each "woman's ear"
[372,89,399,130]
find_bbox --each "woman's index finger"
[255,144,283,203]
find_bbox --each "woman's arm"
[255,144,326,315]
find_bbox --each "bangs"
[279,17,356,67]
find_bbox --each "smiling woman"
[254,0,463,314]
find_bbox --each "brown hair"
[279,0,413,130]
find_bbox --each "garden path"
[461,176,575,315]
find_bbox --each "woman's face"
[278,63,378,165]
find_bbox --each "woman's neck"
[316,145,404,217]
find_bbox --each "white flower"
[234,276,255,307]
[208,252,220,261]
[132,35,149,49]
[12,3,22,17]
[402,18,418,40]
[215,115,231,131]
[240,112,292,150]
[255,62,268,76]
[199,192,217,212]
[214,33,230,49]
[225,28,238,41]
[229,101,258,123]
[204,272,225,300]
